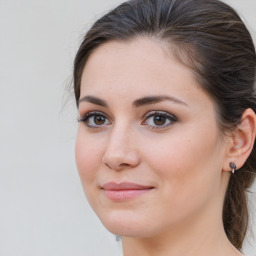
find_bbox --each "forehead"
[80,38,211,109]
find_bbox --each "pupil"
[154,115,166,125]
[94,116,105,125]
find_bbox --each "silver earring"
[229,162,236,174]
[115,235,121,241]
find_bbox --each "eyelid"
[142,110,178,128]
[143,110,177,120]
[78,111,112,128]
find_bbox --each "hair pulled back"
[73,0,256,250]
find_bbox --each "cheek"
[75,130,103,189]
[142,127,223,208]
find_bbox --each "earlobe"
[223,108,256,173]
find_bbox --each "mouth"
[101,182,154,201]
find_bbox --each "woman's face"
[76,38,230,237]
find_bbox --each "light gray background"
[0,1,255,255]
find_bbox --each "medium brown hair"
[73,0,256,250]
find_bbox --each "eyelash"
[142,111,177,130]
[77,111,111,129]
[78,111,177,130]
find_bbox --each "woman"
[73,0,256,255]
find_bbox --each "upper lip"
[101,182,154,191]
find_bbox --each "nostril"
[104,162,130,170]
[120,163,130,167]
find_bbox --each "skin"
[75,38,254,256]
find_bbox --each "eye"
[142,111,177,129]
[78,111,111,128]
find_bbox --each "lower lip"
[103,189,152,201]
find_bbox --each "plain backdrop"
[0,1,255,255]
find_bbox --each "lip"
[101,182,154,201]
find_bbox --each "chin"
[104,223,153,238]
[97,210,156,238]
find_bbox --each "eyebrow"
[79,95,108,107]
[132,95,188,107]
[78,95,187,107]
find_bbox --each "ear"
[223,108,256,173]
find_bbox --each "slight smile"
[101,182,155,201]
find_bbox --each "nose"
[102,126,140,171]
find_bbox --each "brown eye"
[142,111,177,129]
[94,115,106,125]
[153,115,167,126]
[78,112,111,128]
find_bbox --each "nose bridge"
[102,121,139,170]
